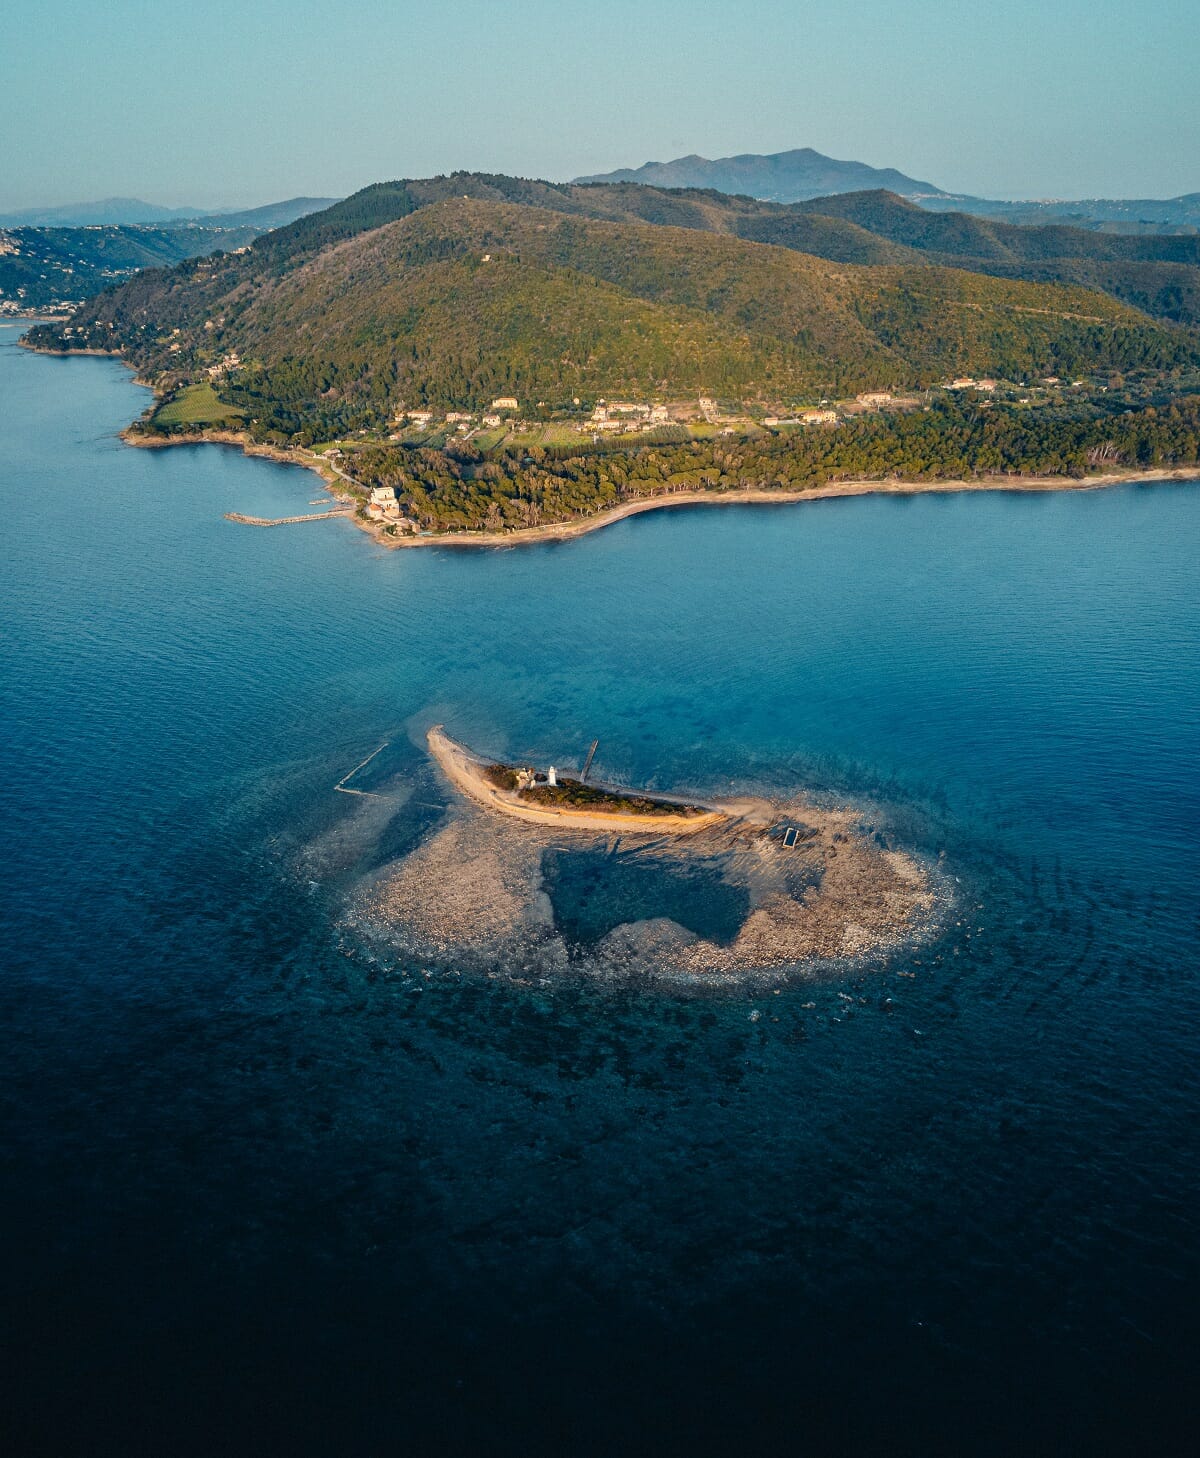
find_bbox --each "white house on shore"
[367,486,408,525]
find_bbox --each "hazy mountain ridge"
[0,197,204,227]
[574,147,945,202]
[576,149,1200,231]
[0,195,338,230]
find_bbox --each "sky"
[2,0,1196,211]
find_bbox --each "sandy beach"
[427,726,727,835]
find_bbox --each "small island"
[363,727,943,975]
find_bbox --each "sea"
[2,323,1198,1455]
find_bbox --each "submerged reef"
[357,731,942,979]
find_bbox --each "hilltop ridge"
[25,177,1197,441]
[574,148,1200,229]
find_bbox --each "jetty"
[224,508,353,527]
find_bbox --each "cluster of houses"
[383,387,1036,445]
[396,397,522,437]
[206,351,241,379]
[763,409,839,427]
[589,400,671,431]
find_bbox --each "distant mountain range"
[575,148,945,203]
[575,149,1200,232]
[0,197,202,227]
[196,198,343,231]
[0,198,342,312]
[0,196,339,229]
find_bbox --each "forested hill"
[24,170,1200,332]
[784,191,1200,325]
[25,188,1198,442]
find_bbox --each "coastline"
[120,426,347,490]
[15,338,1199,547]
[427,726,728,835]
[385,465,1200,550]
[117,425,1200,550]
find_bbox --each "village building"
[366,486,401,521]
[206,351,241,378]
[365,487,417,533]
[490,396,518,411]
[856,391,895,406]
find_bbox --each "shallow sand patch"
[362,772,941,979]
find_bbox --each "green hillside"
[26,191,1198,444]
[784,191,1200,325]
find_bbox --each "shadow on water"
[542,847,750,950]
[365,780,450,871]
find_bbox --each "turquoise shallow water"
[2,324,1199,1454]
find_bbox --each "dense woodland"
[340,393,1200,533]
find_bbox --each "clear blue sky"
[2,0,1195,210]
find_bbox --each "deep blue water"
[2,323,1199,1455]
